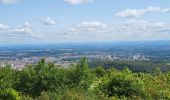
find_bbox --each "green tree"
[0,66,17,90]
[70,57,93,89]
[93,66,105,78]
[36,91,50,100]
[98,69,146,99]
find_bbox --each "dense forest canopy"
[1,58,170,100]
[89,60,170,72]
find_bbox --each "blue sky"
[0,0,170,44]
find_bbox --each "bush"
[1,58,170,99]
[93,67,105,78]
[20,95,33,100]
[0,88,20,100]
[36,91,50,100]
[0,67,17,90]
[97,68,146,99]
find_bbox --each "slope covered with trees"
[1,58,170,100]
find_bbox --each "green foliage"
[93,66,105,78]
[67,57,93,90]
[90,60,169,72]
[20,95,33,100]
[97,68,146,99]
[75,57,93,89]
[0,88,20,100]
[14,59,68,97]
[36,91,50,100]
[0,66,18,90]
[1,58,170,99]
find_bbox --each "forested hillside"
[90,60,170,72]
[1,58,170,100]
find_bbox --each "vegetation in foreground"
[1,58,170,100]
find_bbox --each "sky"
[0,0,170,44]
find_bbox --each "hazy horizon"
[0,40,170,46]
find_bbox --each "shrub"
[97,69,146,99]
[0,88,20,100]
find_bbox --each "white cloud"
[0,22,45,42]
[162,8,170,13]
[1,20,170,43]
[43,17,56,25]
[18,21,33,29]
[64,0,93,5]
[115,9,145,18]
[21,22,32,28]
[113,19,170,40]
[124,19,167,30]
[147,6,161,12]
[0,0,20,4]
[43,20,170,42]
[70,21,108,32]
[40,21,112,42]
[13,22,44,39]
[0,24,10,30]
[116,6,170,18]
[12,27,33,34]
[10,22,33,34]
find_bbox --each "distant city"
[1,41,170,70]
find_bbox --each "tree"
[93,66,105,78]
[36,91,50,100]
[67,57,93,90]
[98,69,146,99]
[0,66,17,91]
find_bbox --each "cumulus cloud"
[162,8,170,13]
[21,22,32,28]
[41,21,111,42]
[70,21,108,33]
[12,27,33,34]
[43,17,56,25]
[1,19,170,43]
[64,0,93,5]
[0,0,20,4]
[113,19,170,40]
[44,20,170,42]
[0,24,10,30]
[115,9,145,18]
[9,22,33,34]
[124,19,167,30]
[0,22,45,43]
[116,6,170,18]
[13,22,44,39]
